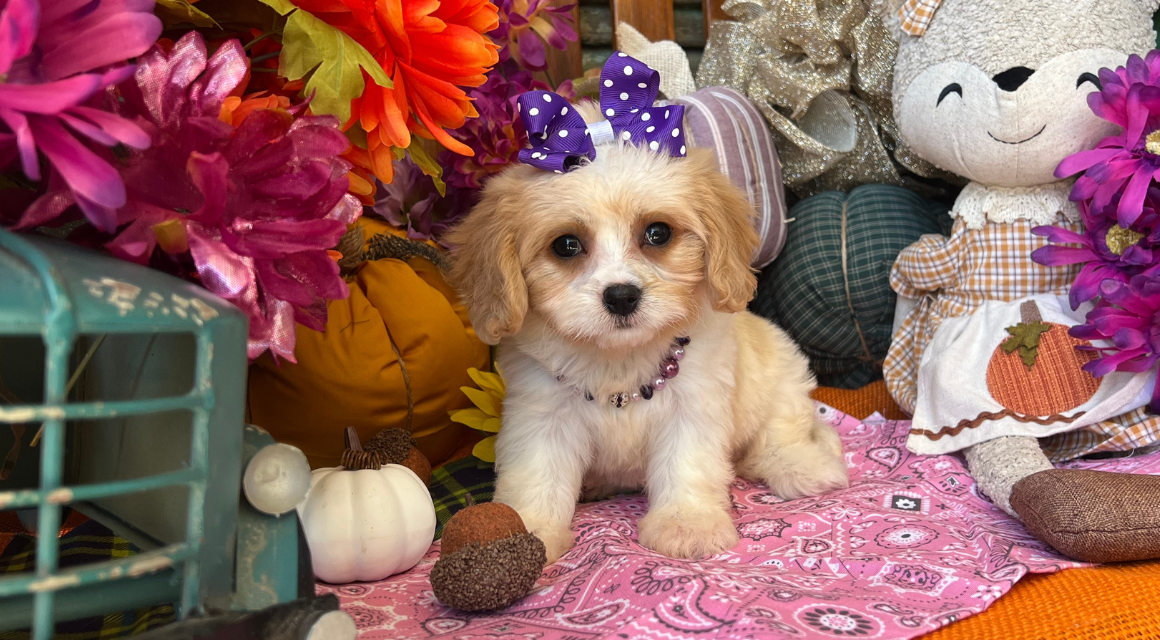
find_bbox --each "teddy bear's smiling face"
[886,0,1159,188]
[897,49,1127,187]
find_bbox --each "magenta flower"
[440,62,551,191]
[1070,276,1160,411]
[1032,195,1160,308]
[492,0,577,71]
[373,155,466,247]
[96,33,357,362]
[2,0,162,232]
[1055,51,1160,228]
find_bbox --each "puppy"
[446,104,849,563]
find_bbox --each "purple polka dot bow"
[517,52,687,173]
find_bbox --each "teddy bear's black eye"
[1078,73,1102,90]
[643,222,672,247]
[551,234,583,258]
[937,83,962,106]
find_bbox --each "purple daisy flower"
[1071,276,1160,410]
[491,0,578,72]
[1055,51,1160,228]
[1032,195,1160,308]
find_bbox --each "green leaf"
[261,3,392,125]
[1002,321,1053,369]
[257,0,298,16]
[344,125,368,150]
[406,141,447,196]
[155,0,219,27]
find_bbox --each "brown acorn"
[364,428,432,484]
[441,502,528,556]
[429,502,546,611]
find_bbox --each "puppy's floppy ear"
[690,151,759,313]
[445,182,529,345]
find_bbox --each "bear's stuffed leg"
[963,436,1053,517]
[966,435,1160,562]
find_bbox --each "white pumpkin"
[296,463,436,583]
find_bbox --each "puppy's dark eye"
[643,222,672,247]
[1078,72,1102,90]
[551,234,583,258]
[937,83,963,106]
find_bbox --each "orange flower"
[219,92,293,127]
[294,0,499,183]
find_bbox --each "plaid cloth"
[0,518,175,640]
[429,456,497,539]
[753,185,950,389]
[885,214,1160,461]
[898,0,942,36]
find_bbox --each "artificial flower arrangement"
[0,0,577,362]
[1033,51,1160,408]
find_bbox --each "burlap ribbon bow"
[697,0,955,197]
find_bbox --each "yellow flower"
[449,367,505,462]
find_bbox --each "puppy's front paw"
[529,525,575,564]
[764,424,850,500]
[637,507,739,559]
[766,450,849,500]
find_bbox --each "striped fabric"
[672,87,788,268]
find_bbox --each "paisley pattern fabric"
[318,406,1160,639]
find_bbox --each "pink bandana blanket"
[318,405,1160,639]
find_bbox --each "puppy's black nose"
[993,66,1035,92]
[603,284,641,317]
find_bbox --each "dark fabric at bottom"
[0,518,175,639]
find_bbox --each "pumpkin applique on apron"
[984,300,1100,420]
[907,293,1154,456]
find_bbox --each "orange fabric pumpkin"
[247,222,489,468]
[984,301,1100,417]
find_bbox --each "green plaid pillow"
[752,185,951,389]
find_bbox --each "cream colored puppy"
[447,110,848,563]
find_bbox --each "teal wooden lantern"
[0,228,307,638]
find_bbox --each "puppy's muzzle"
[603,284,642,317]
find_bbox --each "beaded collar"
[556,337,690,408]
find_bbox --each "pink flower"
[101,33,358,362]
[2,0,161,232]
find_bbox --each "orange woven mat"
[810,379,910,421]
[923,562,1160,640]
[813,381,1160,640]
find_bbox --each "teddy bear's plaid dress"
[884,213,1160,461]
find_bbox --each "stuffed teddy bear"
[878,0,1160,562]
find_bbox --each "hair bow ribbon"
[517,52,687,173]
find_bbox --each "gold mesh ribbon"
[697,0,956,197]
